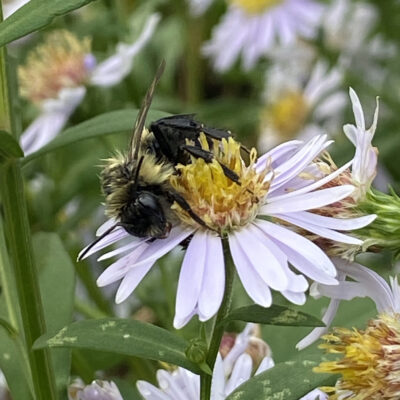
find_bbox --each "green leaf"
[222,305,325,327]
[0,130,23,162]
[225,353,336,400]
[34,318,202,374]
[0,0,97,47]
[22,109,168,164]
[33,233,75,397]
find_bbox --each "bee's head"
[119,191,171,238]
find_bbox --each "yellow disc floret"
[261,91,309,140]
[169,134,271,235]
[315,313,400,399]
[19,30,92,103]
[229,0,283,15]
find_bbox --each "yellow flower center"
[19,30,92,103]
[261,92,309,140]
[315,313,400,399]
[169,134,271,235]
[229,0,283,14]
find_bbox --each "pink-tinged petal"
[276,211,376,231]
[210,354,225,400]
[296,297,340,350]
[136,380,171,400]
[281,290,306,305]
[255,140,302,172]
[198,234,225,322]
[98,239,148,261]
[274,213,363,245]
[256,220,337,282]
[349,87,365,130]
[132,227,194,268]
[267,160,353,203]
[225,354,252,395]
[229,235,272,307]
[233,227,289,291]
[78,227,129,260]
[97,243,149,286]
[174,232,207,326]
[262,185,355,214]
[115,261,154,303]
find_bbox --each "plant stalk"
[0,3,58,398]
[200,239,235,400]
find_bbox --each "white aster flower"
[68,379,123,400]
[80,131,376,329]
[258,60,346,151]
[313,266,400,399]
[137,324,274,400]
[322,0,395,87]
[19,14,160,155]
[203,0,325,71]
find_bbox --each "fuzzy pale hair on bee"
[100,129,174,220]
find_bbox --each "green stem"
[1,161,58,400]
[200,239,235,400]
[0,4,58,398]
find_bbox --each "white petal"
[225,354,252,395]
[229,234,272,307]
[78,227,129,260]
[131,227,194,268]
[255,220,337,282]
[198,234,225,321]
[96,218,117,236]
[274,213,363,245]
[349,87,365,130]
[115,261,154,303]
[263,185,355,214]
[276,211,376,231]
[174,231,207,328]
[281,290,306,305]
[256,356,275,374]
[267,160,353,203]
[98,239,147,261]
[96,242,149,286]
[233,227,289,291]
[296,297,340,350]
[210,354,226,400]
[136,380,172,400]
[300,388,329,400]
[90,13,160,87]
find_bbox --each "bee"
[78,60,241,261]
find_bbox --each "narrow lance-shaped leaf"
[34,318,202,374]
[0,0,96,47]
[221,305,325,327]
[226,352,337,400]
[22,109,168,164]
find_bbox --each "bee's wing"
[129,60,166,162]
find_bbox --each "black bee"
[78,61,240,261]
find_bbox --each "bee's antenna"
[77,223,120,262]
[132,155,145,193]
[129,60,166,162]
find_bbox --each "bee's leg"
[181,144,241,185]
[201,126,250,154]
[167,190,217,232]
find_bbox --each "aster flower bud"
[185,338,208,364]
